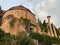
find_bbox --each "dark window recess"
[30,28,34,32]
[41,28,43,32]
[39,25,43,32]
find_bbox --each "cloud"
[51,15,57,25]
[35,0,57,26]
[56,0,60,28]
[25,0,59,27]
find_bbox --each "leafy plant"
[17,31,35,45]
[9,18,17,28]
[20,17,30,25]
[38,19,48,32]
[38,18,43,32]
[0,28,5,38]
[20,17,30,32]
[30,32,60,45]
[43,20,48,33]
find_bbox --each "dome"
[9,5,27,10]
[9,5,35,16]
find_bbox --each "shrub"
[17,31,35,45]
[0,28,5,38]
[30,32,60,45]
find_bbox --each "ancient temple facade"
[0,5,58,37]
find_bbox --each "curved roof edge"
[8,5,36,16]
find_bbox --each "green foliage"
[0,28,11,45]
[1,35,11,45]
[20,17,30,32]
[17,31,35,45]
[43,26,48,32]
[9,18,17,28]
[30,32,60,45]
[23,18,30,25]
[38,19,48,32]
[20,17,30,25]
[0,28,60,45]
[17,31,27,41]
[0,30,35,45]
[38,19,43,31]
[51,37,60,44]
[38,19,43,28]
[43,20,48,32]
[30,32,52,45]
[0,28,5,38]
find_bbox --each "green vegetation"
[9,17,17,28]
[0,28,60,45]
[43,20,48,32]
[38,19,48,32]
[16,31,35,45]
[20,17,30,32]
[30,31,60,45]
[38,19,43,32]
[20,17,30,24]
[9,16,31,33]
[30,32,52,45]
[0,28,35,45]
[0,28,11,45]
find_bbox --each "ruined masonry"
[0,5,57,37]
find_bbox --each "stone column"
[47,16,54,37]
[52,23,57,37]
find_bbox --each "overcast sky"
[0,0,60,28]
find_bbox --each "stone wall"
[1,7,37,35]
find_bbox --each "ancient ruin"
[0,5,58,37]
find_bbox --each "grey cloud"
[26,0,60,28]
